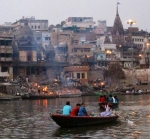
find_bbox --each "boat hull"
[0,96,21,101]
[50,114,118,127]
[21,95,56,100]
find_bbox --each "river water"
[0,95,150,139]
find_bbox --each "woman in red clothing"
[70,103,81,116]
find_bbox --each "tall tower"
[111,3,124,46]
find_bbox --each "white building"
[63,17,95,28]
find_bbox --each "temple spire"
[116,2,120,16]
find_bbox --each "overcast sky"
[0,0,150,31]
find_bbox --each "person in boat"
[114,96,119,103]
[100,103,112,117]
[63,101,72,116]
[70,103,81,116]
[78,102,88,116]
[99,96,102,102]
[107,95,113,103]
[99,95,107,103]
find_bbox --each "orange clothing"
[70,106,80,116]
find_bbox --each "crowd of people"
[98,95,119,116]
[99,95,119,104]
[62,101,88,116]
[62,96,119,117]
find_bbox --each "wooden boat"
[50,114,119,127]
[0,96,21,101]
[94,91,118,96]
[133,93,141,95]
[98,102,119,110]
[21,93,56,100]
[121,93,133,95]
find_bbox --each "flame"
[49,92,53,95]
[43,86,48,92]
[34,83,38,87]
[100,82,104,86]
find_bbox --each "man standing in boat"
[63,101,72,116]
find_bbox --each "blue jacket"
[78,106,88,116]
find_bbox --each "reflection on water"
[0,95,150,138]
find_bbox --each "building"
[0,30,13,79]
[64,17,95,28]
[12,16,48,32]
[64,65,90,82]
[42,32,50,49]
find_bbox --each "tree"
[107,63,126,81]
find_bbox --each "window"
[81,50,83,52]
[82,73,85,79]
[77,73,80,79]
[35,26,36,29]
[2,67,8,72]
[6,53,12,58]
[1,53,5,57]
[101,55,103,58]
[38,26,40,29]
[32,26,33,29]
[45,37,50,40]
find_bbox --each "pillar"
[9,67,13,80]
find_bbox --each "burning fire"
[43,86,48,92]
[34,83,38,87]
[49,92,53,95]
